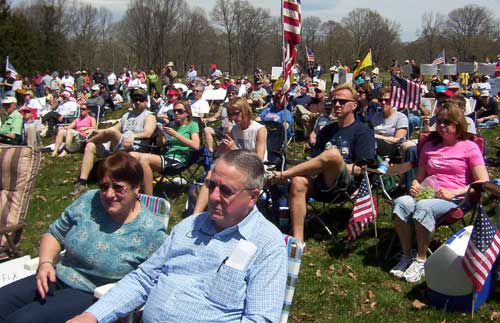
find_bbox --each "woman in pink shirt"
[52,104,96,157]
[389,103,489,283]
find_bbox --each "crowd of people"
[0,55,498,322]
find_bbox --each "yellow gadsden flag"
[353,49,372,78]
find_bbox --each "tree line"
[0,0,498,77]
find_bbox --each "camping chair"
[0,144,42,259]
[380,132,485,260]
[281,234,304,323]
[137,193,171,230]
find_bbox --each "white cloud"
[12,0,500,41]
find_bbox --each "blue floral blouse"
[47,190,167,293]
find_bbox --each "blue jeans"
[393,195,460,232]
[0,274,96,323]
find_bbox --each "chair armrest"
[94,283,116,299]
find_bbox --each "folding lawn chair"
[281,234,304,323]
[0,144,42,259]
[380,132,486,260]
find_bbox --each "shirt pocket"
[205,264,247,308]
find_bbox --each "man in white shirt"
[61,71,75,88]
[107,70,117,91]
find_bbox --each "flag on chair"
[390,74,421,110]
[462,209,500,292]
[432,50,445,65]
[305,46,315,63]
[282,0,301,91]
[347,177,378,241]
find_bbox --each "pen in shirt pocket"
[217,257,229,273]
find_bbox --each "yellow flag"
[353,49,372,78]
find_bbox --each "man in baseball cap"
[0,97,23,144]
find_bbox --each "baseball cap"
[91,85,100,91]
[2,97,17,105]
[227,85,238,93]
[166,88,179,96]
[480,90,490,97]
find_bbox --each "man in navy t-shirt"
[265,83,375,242]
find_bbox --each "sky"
[12,0,500,41]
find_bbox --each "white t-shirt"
[231,120,267,160]
[61,76,75,88]
[111,93,123,105]
[128,79,142,89]
[190,99,210,117]
[56,100,78,117]
[107,73,117,85]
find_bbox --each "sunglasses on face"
[332,98,355,105]
[228,110,241,117]
[380,98,391,104]
[228,91,238,96]
[173,109,186,114]
[99,182,128,195]
[206,179,252,199]
[436,119,454,126]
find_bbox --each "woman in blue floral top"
[0,152,167,323]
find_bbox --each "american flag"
[5,56,18,77]
[283,0,301,90]
[306,46,316,63]
[390,74,421,110]
[347,177,378,241]
[462,209,500,292]
[432,50,445,65]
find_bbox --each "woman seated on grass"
[389,103,489,283]
[193,97,267,213]
[51,104,96,157]
[0,152,167,322]
[131,100,200,195]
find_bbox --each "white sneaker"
[403,259,425,283]
[389,255,413,278]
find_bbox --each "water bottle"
[377,156,390,174]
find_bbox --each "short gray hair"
[217,150,264,190]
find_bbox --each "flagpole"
[363,167,378,257]
[443,48,446,64]
[471,290,475,319]
[280,0,288,172]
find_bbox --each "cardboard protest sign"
[465,98,476,115]
[439,64,457,75]
[421,97,436,116]
[271,67,283,80]
[345,73,353,84]
[420,64,438,76]
[477,63,496,76]
[457,62,475,74]
[317,79,326,92]
[202,88,227,101]
[402,64,413,76]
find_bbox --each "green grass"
[12,109,500,322]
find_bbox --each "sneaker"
[264,170,287,187]
[390,254,413,278]
[70,183,88,197]
[403,259,425,283]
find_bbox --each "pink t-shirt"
[419,140,484,191]
[75,115,93,136]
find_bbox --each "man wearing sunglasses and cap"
[70,89,156,197]
[68,150,287,323]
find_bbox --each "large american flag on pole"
[462,209,500,292]
[347,176,378,241]
[282,0,301,90]
[390,74,421,110]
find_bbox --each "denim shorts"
[392,195,462,232]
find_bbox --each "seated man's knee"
[290,176,309,195]
[84,142,97,154]
[320,148,343,165]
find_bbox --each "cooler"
[425,226,493,312]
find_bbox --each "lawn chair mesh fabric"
[0,144,42,259]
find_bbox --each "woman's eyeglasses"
[228,110,241,117]
[99,182,128,195]
[173,109,186,114]
[380,98,391,104]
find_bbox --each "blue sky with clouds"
[12,0,500,41]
